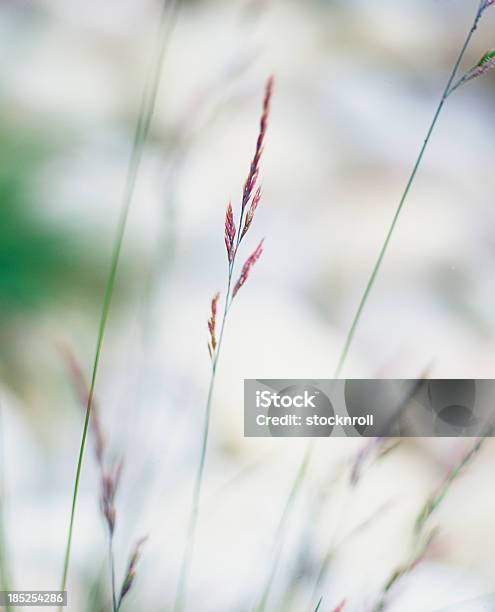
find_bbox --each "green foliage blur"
[0,129,101,312]
[0,125,109,396]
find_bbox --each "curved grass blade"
[58,0,178,602]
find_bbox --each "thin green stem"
[58,0,177,603]
[173,270,234,612]
[374,432,491,611]
[309,483,351,603]
[0,403,13,612]
[109,537,117,612]
[415,431,490,535]
[372,528,437,612]
[313,597,323,612]
[253,4,483,607]
[253,444,313,612]
[173,104,264,609]
[374,422,493,610]
[334,4,482,378]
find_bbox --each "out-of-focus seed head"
[100,461,123,535]
[119,537,148,604]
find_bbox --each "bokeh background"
[1,0,495,610]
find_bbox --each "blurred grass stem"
[173,263,235,612]
[334,3,483,377]
[374,431,491,611]
[0,404,12,612]
[256,3,485,607]
[174,76,272,611]
[253,447,312,612]
[58,0,177,602]
[110,539,117,612]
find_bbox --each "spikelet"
[60,344,124,536]
[465,49,495,81]
[119,537,148,605]
[101,460,123,535]
[232,239,264,298]
[60,343,105,466]
[241,186,261,240]
[207,292,220,358]
[481,0,495,12]
[241,77,273,215]
[450,49,495,94]
[414,434,488,534]
[224,202,236,263]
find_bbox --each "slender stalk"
[254,4,484,607]
[173,264,235,612]
[372,529,437,612]
[414,431,491,535]
[305,380,426,608]
[373,434,490,611]
[0,403,13,612]
[173,76,272,612]
[253,445,312,612]
[314,597,323,612]
[109,538,117,612]
[310,500,393,609]
[58,0,177,602]
[179,110,269,594]
[334,3,483,378]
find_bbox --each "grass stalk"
[374,431,491,611]
[254,3,485,606]
[174,212,248,610]
[172,274,233,612]
[253,446,312,612]
[372,528,437,612]
[109,539,117,612]
[174,77,273,612]
[334,2,483,378]
[0,403,12,612]
[58,0,177,601]
[414,431,491,535]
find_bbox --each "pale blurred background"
[1,0,495,610]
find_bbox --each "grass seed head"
[241,186,262,240]
[207,292,220,357]
[232,239,264,298]
[101,460,123,535]
[224,202,236,263]
[241,77,273,215]
[466,49,495,82]
[450,49,495,94]
[119,537,148,604]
